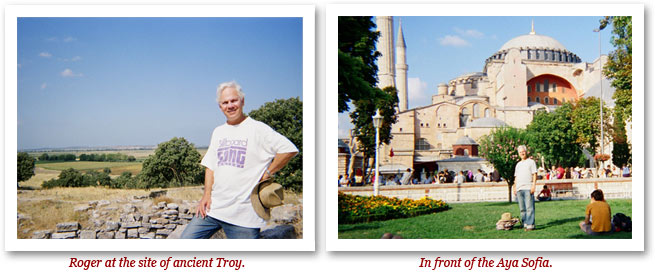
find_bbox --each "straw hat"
[500,212,512,222]
[250,179,284,220]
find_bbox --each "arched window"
[473,104,480,117]
[527,96,532,102]
[484,108,490,118]
[536,96,540,103]
[553,98,558,105]
[544,97,549,105]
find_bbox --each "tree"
[17,152,36,183]
[38,153,49,161]
[600,16,632,123]
[248,97,303,192]
[139,137,204,188]
[349,86,398,180]
[571,97,612,156]
[478,127,531,202]
[338,17,399,180]
[338,16,380,113]
[526,103,584,168]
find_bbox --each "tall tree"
[248,97,303,192]
[17,152,36,183]
[478,127,531,202]
[526,103,584,168]
[600,16,632,169]
[339,17,399,180]
[600,16,632,123]
[338,16,380,113]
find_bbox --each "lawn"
[338,199,632,239]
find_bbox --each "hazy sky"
[17,17,303,150]
[338,16,616,138]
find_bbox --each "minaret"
[375,16,395,89]
[395,19,408,111]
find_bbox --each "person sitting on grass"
[537,185,551,201]
[579,189,614,235]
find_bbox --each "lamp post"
[594,28,604,168]
[372,109,383,196]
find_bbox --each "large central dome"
[499,33,567,52]
[483,24,581,72]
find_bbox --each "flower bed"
[338,193,449,224]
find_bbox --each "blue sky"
[339,16,616,138]
[17,17,303,150]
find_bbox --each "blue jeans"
[516,189,535,227]
[180,215,260,239]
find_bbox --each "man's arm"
[530,173,537,194]
[196,168,214,218]
[260,152,298,181]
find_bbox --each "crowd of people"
[338,164,631,188]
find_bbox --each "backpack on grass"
[612,213,632,232]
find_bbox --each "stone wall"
[28,192,302,239]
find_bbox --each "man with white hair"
[513,145,537,231]
[181,81,298,239]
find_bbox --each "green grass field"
[338,199,632,239]
[36,161,141,173]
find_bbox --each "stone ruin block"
[115,231,126,239]
[51,231,77,239]
[97,200,111,207]
[105,221,120,231]
[79,230,97,239]
[165,224,177,230]
[166,203,179,210]
[97,231,115,239]
[31,230,52,239]
[56,222,80,233]
[140,232,156,239]
[123,221,142,229]
[127,229,139,238]
[155,229,172,236]
[150,224,165,229]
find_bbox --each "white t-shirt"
[514,158,537,191]
[201,117,298,228]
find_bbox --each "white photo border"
[326,3,644,251]
[4,4,316,252]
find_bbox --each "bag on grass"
[612,213,632,232]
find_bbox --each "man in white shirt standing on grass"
[181,81,298,239]
[513,145,537,231]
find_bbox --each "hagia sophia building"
[367,16,617,176]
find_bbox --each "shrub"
[338,193,449,224]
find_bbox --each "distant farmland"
[20,147,208,190]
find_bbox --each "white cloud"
[71,56,82,61]
[60,68,83,77]
[408,77,428,101]
[439,35,470,47]
[454,27,484,38]
[39,52,52,58]
[63,36,76,42]
[40,83,47,90]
